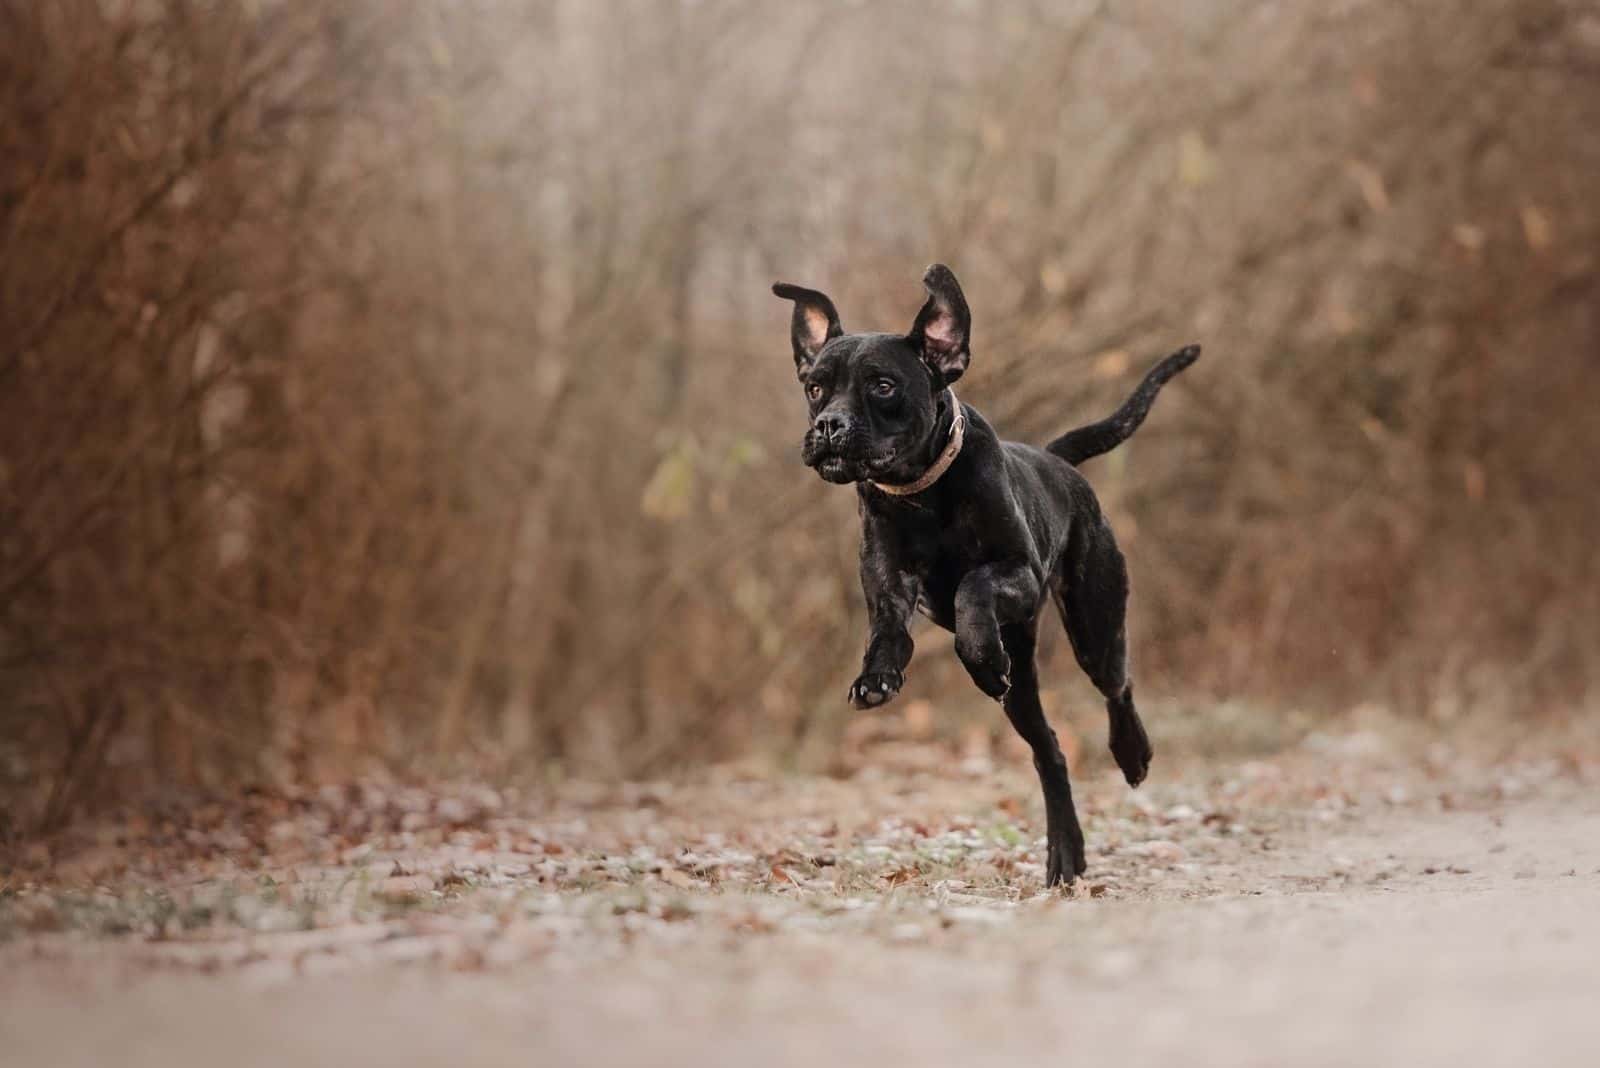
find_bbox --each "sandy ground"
[4,744,1600,1066]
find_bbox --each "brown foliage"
[1,0,1597,826]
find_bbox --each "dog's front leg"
[954,560,1041,700]
[848,531,918,709]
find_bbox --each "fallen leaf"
[882,865,919,888]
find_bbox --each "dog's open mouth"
[815,456,855,484]
[813,450,896,484]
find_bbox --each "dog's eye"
[806,383,824,402]
[871,378,896,398]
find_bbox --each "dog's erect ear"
[772,282,843,378]
[907,263,971,387]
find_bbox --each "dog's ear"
[771,282,843,378]
[907,263,971,387]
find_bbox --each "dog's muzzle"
[802,419,895,485]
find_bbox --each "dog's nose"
[813,412,846,443]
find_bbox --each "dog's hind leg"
[1000,621,1087,885]
[1056,518,1152,788]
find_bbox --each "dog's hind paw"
[1109,724,1153,788]
[848,671,903,710]
[1045,837,1088,887]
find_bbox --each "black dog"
[773,264,1198,886]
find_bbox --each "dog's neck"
[871,388,965,497]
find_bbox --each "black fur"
[773,264,1199,887]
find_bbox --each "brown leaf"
[882,865,919,888]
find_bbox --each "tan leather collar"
[871,390,965,496]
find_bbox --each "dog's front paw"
[956,634,1011,701]
[1108,691,1153,788]
[848,671,903,709]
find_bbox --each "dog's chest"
[878,497,986,631]
[908,541,980,632]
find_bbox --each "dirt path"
[4,752,1599,1066]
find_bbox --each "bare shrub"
[1,0,1596,825]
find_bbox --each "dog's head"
[772,264,971,485]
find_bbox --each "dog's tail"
[1046,344,1201,466]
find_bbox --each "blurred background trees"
[2,0,1597,825]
